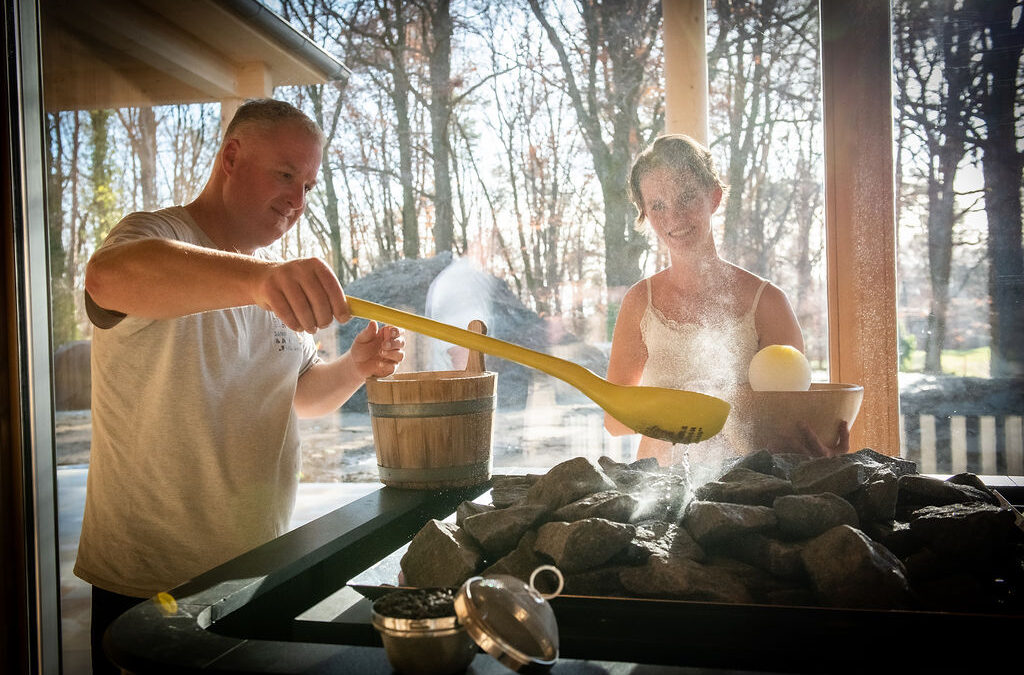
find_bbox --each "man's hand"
[795,420,850,457]
[255,257,350,333]
[350,321,405,378]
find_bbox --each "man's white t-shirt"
[74,206,319,598]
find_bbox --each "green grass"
[902,346,990,377]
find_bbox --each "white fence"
[900,414,1024,475]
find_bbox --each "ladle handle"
[348,297,603,391]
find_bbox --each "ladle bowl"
[348,297,731,444]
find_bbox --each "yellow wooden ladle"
[348,297,730,444]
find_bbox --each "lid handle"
[528,565,564,600]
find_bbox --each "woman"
[605,134,832,467]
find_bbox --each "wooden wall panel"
[821,0,900,455]
[662,0,708,143]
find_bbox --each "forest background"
[45,0,1023,385]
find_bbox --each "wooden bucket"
[367,320,496,489]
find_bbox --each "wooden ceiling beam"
[52,0,238,100]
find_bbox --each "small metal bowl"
[371,589,477,675]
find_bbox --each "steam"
[425,255,496,370]
[642,299,759,471]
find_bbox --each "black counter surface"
[106,478,1024,674]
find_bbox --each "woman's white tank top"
[637,276,768,467]
[639,277,767,393]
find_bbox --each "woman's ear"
[711,186,723,212]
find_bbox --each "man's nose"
[286,183,306,212]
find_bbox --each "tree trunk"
[309,85,346,284]
[426,0,454,254]
[527,0,660,307]
[137,107,158,210]
[973,0,1024,377]
[924,190,955,373]
[394,54,419,260]
[46,112,76,347]
[893,0,973,374]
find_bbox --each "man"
[75,99,404,673]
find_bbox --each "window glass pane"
[45,0,833,666]
[46,2,838,532]
[892,0,1024,477]
[706,1,827,373]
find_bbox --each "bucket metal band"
[369,396,495,419]
[377,463,491,484]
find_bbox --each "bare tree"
[46,111,76,346]
[118,107,158,210]
[706,0,826,359]
[280,0,357,285]
[966,0,1024,377]
[166,105,218,207]
[526,0,663,313]
[893,0,976,373]
[416,0,456,254]
[332,0,424,259]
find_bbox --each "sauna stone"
[627,473,691,522]
[946,471,993,492]
[481,530,544,580]
[801,524,911,609]
[683,501,778,546]
[896,474,998,512]
[462,504,549,558]
[533,518,636,573]
[598,455,662,485]
[490,474,539,508]
[455,501,494,527]
[853,447,917,477]
[725,449,778,477]
[790,456,868,497]
[861,520,918,558]
[846,466,899,523]
[719,532,807,581]
[773,492,859,539]
[551,490,638,523]
[400,520,483,588]
[563,565,632,596]
[619,555,753,604]
[696,467,794,506]
[612,521,705,566]
[907,502,1021,563]
[704,555,808,604]
[525,457,617,511]
[401,453,1023,613]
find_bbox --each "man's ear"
[221,138,241,175]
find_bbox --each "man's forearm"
[85,238,265,319]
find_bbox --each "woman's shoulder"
[720,264,796,315]
[722,262,765,288]
[622,274,658,304]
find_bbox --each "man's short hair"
[223,98,326,148]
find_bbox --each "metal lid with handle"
[454,566,564,672]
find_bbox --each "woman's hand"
[350,321,405,378]
[795,420,850,457]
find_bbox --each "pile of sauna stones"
[399,451,1024,612]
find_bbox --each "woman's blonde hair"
[628,134,727,226]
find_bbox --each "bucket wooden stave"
[367,321,496,489]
